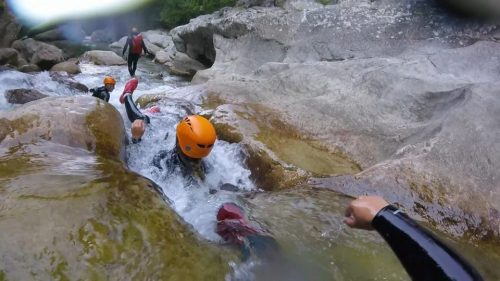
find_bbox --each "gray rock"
[4,88,48,104]
[51,40,90,58]
[142,30,172,49]
[109,36,127,50]
[30,43,65,70]
[33,29,65,42]
[50,60,81,74]
[0,48,20,66]
[18,64,40,73]
[219,183,240,192]
[80,50,126,65]
[154,50,173,64]
[12,38,65,69]
[0,5,22,48]
[166,52,207,76]
[180,0,500,238]
[50,72,88,92]
[143,38,162,56]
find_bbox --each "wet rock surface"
[4,88,48,104]
[0,96,231,280]
[173,0,500,239]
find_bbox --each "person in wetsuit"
[152,115,217,181]
[122,27,150,77]
[119,77,150,143]
[89,76,115,102]
[345,195,484,281]
[216,202,280,261]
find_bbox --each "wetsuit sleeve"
[372,205,483,281]
[152,150,170,170]
[104,91,110,102]
[123,37,130,55]
[91,87,101,98]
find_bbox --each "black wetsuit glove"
[372,205,483,281]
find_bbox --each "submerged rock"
[50,72,88,93]
[0,96,231,280]
[4,88,48,104]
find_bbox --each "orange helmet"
[103,76,116,86]
[176,115,216,159]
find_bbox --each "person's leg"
[124,94,145,123]
[131,54,139,76]
[127,54,134,76]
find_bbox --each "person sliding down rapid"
[152,115,217,181]
[89,76,115,102]
[216,203,280,261]
[119,77,150,143]
[122,27,150,77]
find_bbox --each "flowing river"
[0,59,498,281]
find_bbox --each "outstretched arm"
[345,196,483,281]
[142,40,150,55]
[123,37,130,55]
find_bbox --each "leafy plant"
[157,0,236,28]
[317,0,331,5]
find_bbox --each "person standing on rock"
[345,195,484,281]
[122,27,150,77]
[89,76,115,102]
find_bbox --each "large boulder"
[142,30,173,49]
[0,3,23,48]
[109,36,127,50]
[0,48,21,66]
[33,28,66,42]
[80,50,126,65]
[179,0,500,242]
[12,38,64,69]
[30,44,65,70]
[50,59,81,74]
[165,52,207,76]
[4,88,48,104]
[12,38,40,60]
[0,96,231,280]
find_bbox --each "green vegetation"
[156,0,236,28]
[317,0,331,5]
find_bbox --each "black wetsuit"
[123,94,150,124]
[89,86,110,102]
[122,33,149,77]
[373,205,483,281]
[152,146,208,180]
[123,93,150,143]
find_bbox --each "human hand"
[344,195,389,230]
